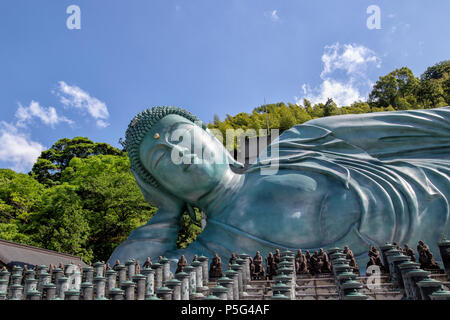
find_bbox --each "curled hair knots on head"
[124,106,207,189]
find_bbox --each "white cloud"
[321,43,381,78]
[264,10,280,22]
[56,81,110,128]
[296,43,381,107]
[15,100,73,128]
[0,122,45,172]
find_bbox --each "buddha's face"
[140,114,232,202]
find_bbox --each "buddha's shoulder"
[243,170,335,193]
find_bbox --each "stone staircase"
[205,272,449,300]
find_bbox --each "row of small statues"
[3,240,441,282]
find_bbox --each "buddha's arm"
[107,171,185,263]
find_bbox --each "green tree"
[26,184,93,261]
[323,98,340,117]
[369,67,420,109]
[0,169,43,224]
[31,137,124,186]
[60,154,157,261]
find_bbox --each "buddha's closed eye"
[151,148,167,170]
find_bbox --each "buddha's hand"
[107,170,185,263]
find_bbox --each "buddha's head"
[125,107,241,207]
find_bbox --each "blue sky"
[0,0,449,172]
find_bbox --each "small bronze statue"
[176,255,187,273]
[266,252,276,280]
[318,248,332,273]
[417,240,441,270]
[229,253,237,267]
[404,244,416,262]
[209,253,223,278]
[295,249,309,274]
[343,245,359,274]
[252,251,265,280]
[143,257,152,268]
[309,251,323,275]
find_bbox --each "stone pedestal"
[0,279,8,294]
[156,286,173,300]
[24,278,38,294]
[191,261,204,290]
[235,258,248,287]
[80,282,94,300]
[82,266,94,283]
[380,243,396,273]
[115,264,127,285]
[11,274,23,285]
[175,272,190,300]
[342,290,369,300]
[390,254,410,287]
[125,259,136,280]
[430,289,450,300]
[105,269,117,294]
[108,287,124,300]
[37,265,49,277]
[56,276,69,300]
[133,274,147,300]
[417,278,444,300]
[224,269,239,300]
[238,253,251,286]
[26,289,41,300]
[64,289,80,300]
[38,272,52,292]
[197,255,209,284]
[93,276,106,299]
[0,269,10,282]
[121,280,136,300]
[406,269,431,300]
[384,249,401,270]
[43,283,56,300]
[230,263,244,293]
[52,268,64,283]
[160,257,171,283]
[142,267,155,296]
[217,276,234,300]
[270,293,290,300]
[9,284,24,300]
[438,239,450,276]
[184,265,196,295]
[12,265,23,277]
[152,263,163,290]
[398,261,420,298]
[211,285,228,300]
[271,283,291,299]
[93,262,104,278]
[341,280,363,296]
[24,269,36,281]
[165,278,181,300]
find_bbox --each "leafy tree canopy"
[31,137,125,186]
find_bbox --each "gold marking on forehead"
[154,133,160,140]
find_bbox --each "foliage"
[31,137,125,186]
[177,207,202,249]
[209,61,450,152]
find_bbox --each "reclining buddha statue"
[108,106,450,272]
